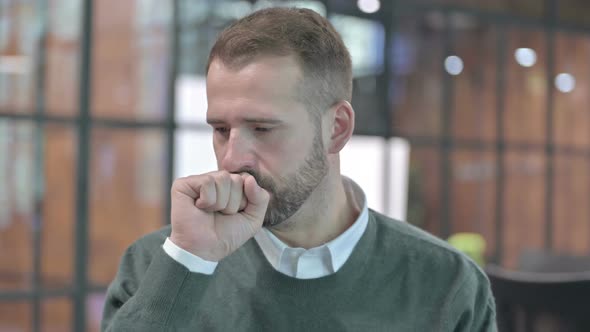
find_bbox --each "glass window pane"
[504,28,547,144]
[387,138,411,221]
[91,0,172,120]
[0,301,31,331]
[503,150,546,268]
[330,14,387,135]
[175,75,208,125]
[553,154,590,255]
[176,1,259,77]
[340,136,386,214]
[451,149,497,259]
[0,1,39,114]
[42,124,77,289]
[0,121,34,291]
[330,14,385,78]
[352,75,387,136]
[87,292,106,332]
[42,297,71,332]
[89,128,166,286]
[0,122,75,291]
[553,32,590,148]
[405,145,441,235]
[174,129,216,178]
[45,0,82,116]
[451,22,497,141]
[391,13,444,137]
[178,24,208,77]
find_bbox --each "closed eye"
[214,127,229,134]
[255,127,272,133]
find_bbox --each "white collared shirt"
[163,177,369,279]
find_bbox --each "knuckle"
[171,178,181,192]
[230,173,244,187]
[230,172,242,181]
[211,171,230,188]
[219,172,232,187]
[171,176,190,195]
[204,174,215,184]
[172,176,189,188]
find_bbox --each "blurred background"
[1,0,590,331]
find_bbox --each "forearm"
[102,247,212,331]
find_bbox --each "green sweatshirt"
[102,210,496,331]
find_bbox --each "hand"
[169,171,270,262]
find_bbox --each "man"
[102,7,496,331]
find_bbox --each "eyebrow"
[206,118,284,125]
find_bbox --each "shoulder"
[368,209,489,286]
[368,210,495,327]
[118,225,172,271]
[133,225,172,251]
[370,209,459,258]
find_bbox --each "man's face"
[206,56,329,227]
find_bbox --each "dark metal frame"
[72,0,93,329]
[0,0,585,330]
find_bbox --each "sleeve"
[162,237,218,274]
[101,241,213,332]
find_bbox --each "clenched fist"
[169,171,270,262]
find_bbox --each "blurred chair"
[518,250,590,274]
[486,261,590,332]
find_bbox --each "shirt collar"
[254,176,369,277]
[326,178,368,272]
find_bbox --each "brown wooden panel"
[90,0,171,120]
[42,297,71,332]
[41,125,76,289]
[451,24,497,142]
[407,147,441,235]
[0,121,33,291]
[451,149,497,259]
[502,150,546,268]
[0,301,31,332]
[88,128,166,285]
[391,14,444,138]
[504,28,547,144]
[553,154,590,255]
[45,0,82,116]
[553,33,590,148]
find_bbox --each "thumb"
[241,174,270,220]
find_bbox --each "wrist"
[168,234,224,262]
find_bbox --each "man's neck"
[268,173,357,249]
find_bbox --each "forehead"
[206,56,307,118]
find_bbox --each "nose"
[219,130,256,173]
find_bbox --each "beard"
[241,133,328,228]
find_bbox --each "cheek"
[256,140,288,174]
[264,133,312,171]
[212,139,224,168]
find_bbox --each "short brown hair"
[206,7,352,116]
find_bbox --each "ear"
[327,101,355,154]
